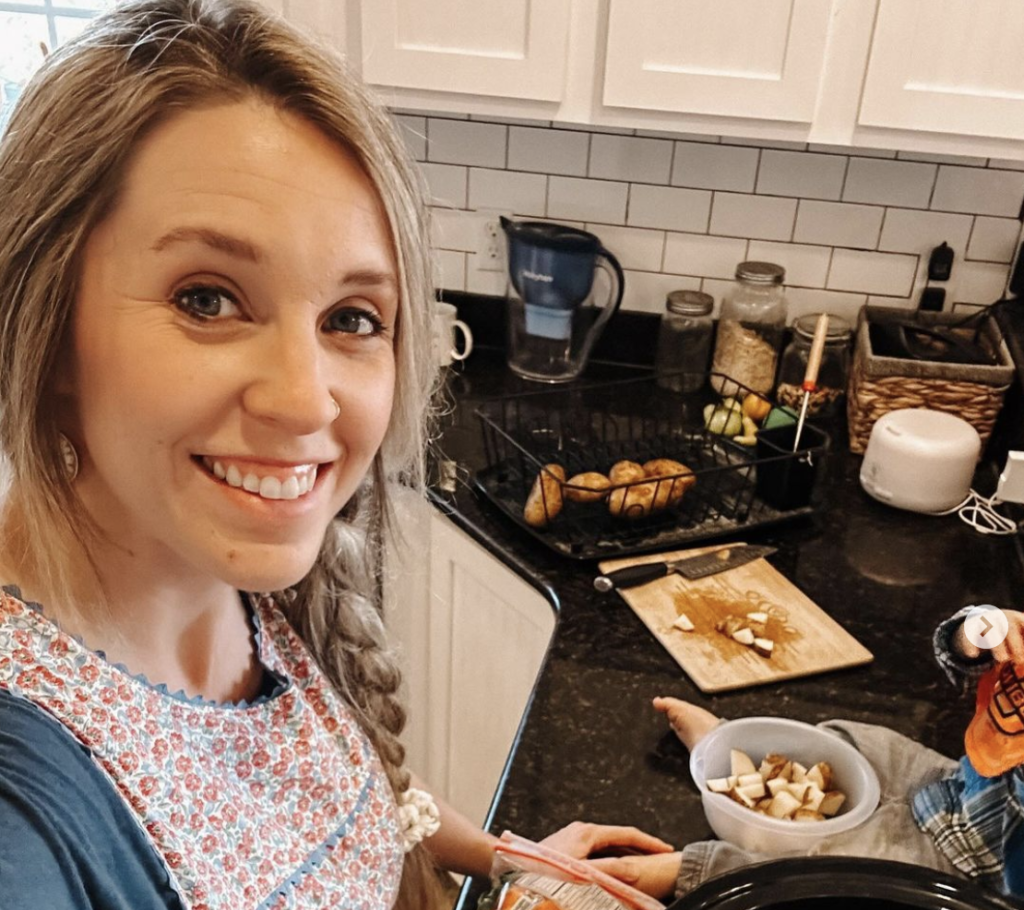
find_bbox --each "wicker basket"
[847,306,1014,453]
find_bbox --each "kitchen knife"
[593,544,776,592]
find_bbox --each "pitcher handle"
[577,246,625,364]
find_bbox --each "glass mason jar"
[710,261,787,395]
[776,313,853,416]
[655,289,714,393]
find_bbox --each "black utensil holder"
[755,423,828,510]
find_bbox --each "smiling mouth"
[198,456,320,501]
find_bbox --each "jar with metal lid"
[710,261,787,395]
[655,290,714,393]
[776,313,853,416]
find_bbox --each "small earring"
[58,433,79,481]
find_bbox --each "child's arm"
[934,606,1024,689]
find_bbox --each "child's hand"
[956,609,1024,664]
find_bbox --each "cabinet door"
[429,513,555,826]
[383,490,555,826]
[858,0,1024,141]
[359,0,571,102]
[603,0,834,122]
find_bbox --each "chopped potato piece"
[730,749,758,777]
[766,790,802,819]
[672,612,695,632]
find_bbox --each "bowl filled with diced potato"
[688,716,880,854]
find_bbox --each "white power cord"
[929,489,1019,535]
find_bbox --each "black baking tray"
[473,372,830,560]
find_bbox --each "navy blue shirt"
[0,688,184,909]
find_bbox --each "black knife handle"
[594,562,669,592]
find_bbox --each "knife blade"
[593,544,776,592]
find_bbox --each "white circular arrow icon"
[964,605,1009,650]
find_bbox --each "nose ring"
[330,395,340,422]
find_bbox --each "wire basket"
[473,372,830,559]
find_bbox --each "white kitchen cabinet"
[857,0,1024,143]
[283,0,1024,160]
[359,0,571,104]
[603,0,833,124]
[384,488,555,827]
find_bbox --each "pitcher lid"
[501,217,601,254]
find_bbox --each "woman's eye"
[326,307,385,337]
[173,285,240,320]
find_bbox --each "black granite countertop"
[432,344,1023,909]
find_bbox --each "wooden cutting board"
[599,544,873,693]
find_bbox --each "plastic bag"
[477,831,666,910]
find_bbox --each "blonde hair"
[0,1,446,905]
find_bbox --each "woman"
[0,1,676,907]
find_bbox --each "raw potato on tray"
[706,748,847,822]
[522,458,696,527]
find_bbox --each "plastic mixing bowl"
[688,716,880,854]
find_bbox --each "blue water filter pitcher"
[502,217,624,382]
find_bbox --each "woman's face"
[68,99,399,592]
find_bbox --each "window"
[1,1,115,129]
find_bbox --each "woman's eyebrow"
[341,268,398,291]
[151,227,262,262]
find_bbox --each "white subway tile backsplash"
[548,176,629,224]
[897,150,985,166]
[420,163,467,209]
[827,249,918,297]
[951,261,1010,305]
[931,166,1024,217]
[747,240,831,288]
[794,200,882,249]
[428,119,506,168]
[433,249,466,293]
[410,111,1016,307]
[621,270,701,313]
[465,257,507,296]
[589,224,665,272]
[638,129,721,142]
[808,144,896,159]
[627,184,711,233]
[663,233,747,279]
[671,142,758,192]
[757,150,846,201]
[783,287,868,324]
[843,158,936,209]
[700,278,732,315]
[968,217,1021,263]
[878,209,973,256]
[393,114,427,161]
[468,168,546,216]
[508,127,589,176]
[589,134,673,184]
[430,208,484,253]
[710,193,797,241]
[552,121,635,135]
[468,114,551,127]
[723,137,807,151]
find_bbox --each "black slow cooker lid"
[666,858,1013,910]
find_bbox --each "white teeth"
[259,476,282,500]
[203,457,317,500]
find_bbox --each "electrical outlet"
[473,213,508,272]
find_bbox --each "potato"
[523,464,565,528]
[742,393,772,422]
[608,460,646,484]
[563,471,611,503]
[643,458,696,509]
[608,481,657,519]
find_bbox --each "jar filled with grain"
[777,313,853,416]
[655,289,714,393]
[710,261,787,395]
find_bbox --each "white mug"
[433,302,473,367]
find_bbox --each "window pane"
[56,0,115,9]
[54,12,100,43]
